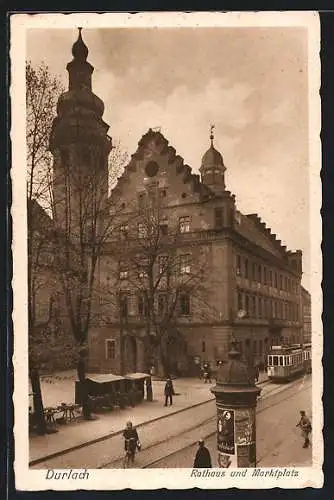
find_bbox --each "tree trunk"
[77,351,91,420]
[29,368,47,435]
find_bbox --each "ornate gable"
[110,129,214,206]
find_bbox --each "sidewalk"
[30,371,268,465]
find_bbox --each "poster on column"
[217,408,235,454]
[235,408,256,467]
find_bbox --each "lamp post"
[211,343,261,468]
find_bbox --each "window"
[274,272,278,288]
[138,223,147,238]
[252,296,256,317]
[179,216,190,233]
[279,356,284,366]
[236,255,241,276]
[279,301,283,319]
[259,297,263,318]
[269,270,273,287]
[119,263,128,280]
[138,269,148,280]
[138,192,146,209]
[159,216,168,235]
[158,255,168,274]
[160,189,167,199]
[279,275,283,290]
[259,339,263,355]
[148,188,158,207]
[264,299,269,318]
[119,293,128,318]
[273,300,277,318]
[258,265,262,283]
[264,267,267,285]
[252,262,256,281]
[138,294,148,316]
[284,302,288,320]
[158,294,167,316]
[253,340,257,355]
[245,259,249,279]
[202,341,206,353]
[273,356,279,366]
[214,208,224,228]
[284,276,288,291]
[105,339,116,360]
[179,254,191,275]
[237,291,243,310]
[245,295,249,314]
[120,224,129,239]
[179,293,190,315]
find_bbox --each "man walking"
[203,362,212,383]
[164,378,174,407]
[193,439,212,468]
[296,410,312,448]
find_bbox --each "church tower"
[200,125,226,194]
[49,28,113,237]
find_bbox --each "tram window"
[273,356,278,366]
[279,357,284,366]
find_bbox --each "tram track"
[142,378,311,468]
[101,377,309,469]
[141,380,311,469]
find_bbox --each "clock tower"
[49,28,113,238]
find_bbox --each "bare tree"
[48,133,129,416]
[26,62,78,434]
[110,193,216,377]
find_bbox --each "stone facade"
[301,286,312,343]
[87,129,304,375]
[45,31,304,377]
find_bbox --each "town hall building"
[48,30,306,376]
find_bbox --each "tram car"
[267,343,312,382]
[303,343,312,374]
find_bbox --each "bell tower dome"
[49,28,112,235]
[200,125,226,194]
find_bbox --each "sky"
[27,26,311,288]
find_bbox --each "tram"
[267,343,312,382]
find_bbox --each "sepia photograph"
[11,11,322,490]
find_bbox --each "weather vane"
[210,124,215,145]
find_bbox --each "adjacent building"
[301,286,312,343]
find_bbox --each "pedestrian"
[255,364,260,383]
[164,378,174,406]
[203,362,211,383]
[296,410,312,448]
[193,439,212,468]
[123,421,140,467]
[150,365,156,377]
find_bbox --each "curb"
[29,396,216,466]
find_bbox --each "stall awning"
[86,373,125,383]
[125,372,150,380]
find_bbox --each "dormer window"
[214,207,224,228]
